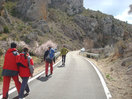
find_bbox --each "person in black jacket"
[44,47,55,77]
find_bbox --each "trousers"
[45,61,53,75]
[3,75,21,98]
[19,77,30,98]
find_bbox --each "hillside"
[0,0,132,98]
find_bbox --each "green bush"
[4,26,9,33]
[0,49,4,56]
[4,1,17,16]
[0,68,2,81]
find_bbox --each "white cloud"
[114,8,132,24]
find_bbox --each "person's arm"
[60,49,62,56]
[44,50,48,61]
[44,51,47,61]
[16,54,26,68]
[66,48,69,54]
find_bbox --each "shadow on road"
[36,75,52,82]
[13,93,29,99]
[57,65,65,68]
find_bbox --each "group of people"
[43,45,69,77]
[2,43,69,99]
[2,42,34,99]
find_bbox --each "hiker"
[60,45,69,66]
[17,48,34,99]
[2,42,21,99]
[44,46,55,77]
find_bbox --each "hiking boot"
[2,97,8,99]
[26,92,29,95]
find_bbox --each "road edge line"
[0,60,61,99]
[84,58,112,99]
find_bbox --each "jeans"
[19,77,30,98]
[62,55,66,64]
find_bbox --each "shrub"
[0,68,2,81]
[3,26,9,33]
[113,40,126,58]
[4,1,17,16]
[0,49,3,56]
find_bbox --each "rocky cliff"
[16,0,83,20]
[49,0,84,15]
[0,0,132,52]
[16,0,48,21]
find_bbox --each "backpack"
[46,48,55,63]
[27,56,34,74]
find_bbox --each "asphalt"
[9,51,107,99]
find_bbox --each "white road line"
[0,60,61,99]
[84,58,112,99]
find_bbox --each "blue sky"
[84,0,132,24]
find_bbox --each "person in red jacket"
[2,42,21,99]
[17,48,34,99]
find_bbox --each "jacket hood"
[7,48,17,53]
[20,52,29,56]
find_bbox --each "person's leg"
[62,55,64,65]
[12,75,21,93]
[50,62,53,74]
[64,55,66,64]
[45,61,49,76]
[62,55,63,63]
[2,76,11,98]
[19,77,29,98]
[25,83,30,93]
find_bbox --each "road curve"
[10,51,107,99]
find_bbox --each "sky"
[84,0,132,24]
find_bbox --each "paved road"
[10,51,107,99]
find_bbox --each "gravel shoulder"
[88,57,132,99]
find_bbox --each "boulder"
[16,0,48,21]
[0,16,7,26]
[121,57,132,67]
[126,65,132,75]
[32,20,49,34]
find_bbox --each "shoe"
[26,92,29,95]
[46,75,48,77]
[2,97,8,99]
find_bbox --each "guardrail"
[80,51,99,59]
[86,52,99,59]
[55,52,61,59]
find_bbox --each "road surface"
[9,51,107,99]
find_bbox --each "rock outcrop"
[16,0,48,21]
[49,0,83,15]
[73,14,125,47]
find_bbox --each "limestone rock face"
[73,14,125,47]
[16,0,48,21]
[49,0,83,15]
